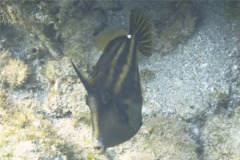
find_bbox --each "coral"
[225,1,240,21]
[2,59,29,88]
[42,75,88,118]
[0,2,19,25]
[36,29,62,58]
[41,57,89,119]
[0,49,11,88]
[0,48,29,88]
[140,68,156,82]
[0,97,67,159]
[115,116,198,160]
[154,1,197,55]
[1,1,63,58]
[201,107,240,160]
[0,53,69,158]
[0,49,11,68]
[43,91,65,117]
[43,60,61,85]
[224,1,240,51]
[86,153,95,160]
[0,89,12,114]
[0,88,76,159]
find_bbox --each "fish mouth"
[93,138,106,153]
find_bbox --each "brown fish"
[71,8,152,152]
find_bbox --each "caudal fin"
[129,8,152,57]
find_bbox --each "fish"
[71,8,152,153]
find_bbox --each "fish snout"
[92,137,105,153]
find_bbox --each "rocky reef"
[0,0,240,159]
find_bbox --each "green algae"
[0,49,29,89]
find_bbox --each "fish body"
[71,8,152,152]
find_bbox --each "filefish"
[71,8,152,152]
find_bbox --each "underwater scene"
[1,0,240,159]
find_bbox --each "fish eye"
[94,145,105,153]
[93,138,105,153]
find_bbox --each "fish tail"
[129,8,152,56]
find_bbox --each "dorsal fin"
[129,8,152,56]
[71,60,93,93]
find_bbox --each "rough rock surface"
[0,1,240,160]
